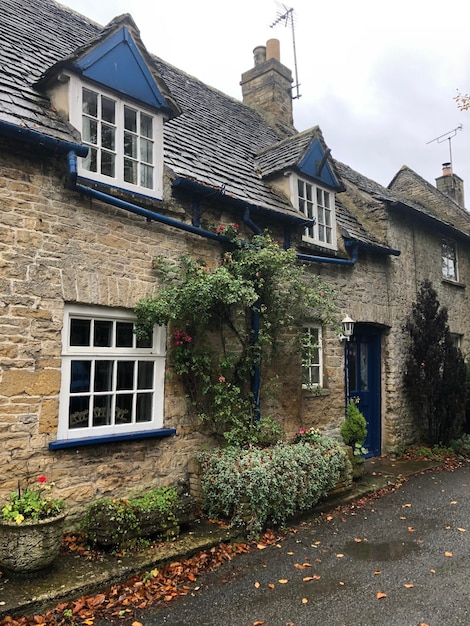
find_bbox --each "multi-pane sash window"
[302,326,323,388]
[297,177,336,248]
[442,238,458,281]
[59,306,166,440]
[73,81,162,196]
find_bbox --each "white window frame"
[58,304,166,441]
[67,74,164,199]
[442,237,458,281]
[290,174,337,249]
[302,325,323,389]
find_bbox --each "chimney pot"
[266,38,280,62]
[253,45,266,66]
[442,162,452,176]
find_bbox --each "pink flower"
[218,375,226,383]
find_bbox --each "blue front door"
[347,326,382,457]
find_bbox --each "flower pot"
[0,513,66,576]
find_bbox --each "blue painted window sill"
[49,428,176,450]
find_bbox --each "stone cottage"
[1,0,469,518]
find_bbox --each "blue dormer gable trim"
[74,27,169,113]
[298,138,341,190]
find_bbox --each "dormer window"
[71,79,163,197]
[293,175,337,249]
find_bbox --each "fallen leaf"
[400,516,407,520]
[430,569,436,574]
[254,581,260,588]
[374,570,382,575]
[445,551,453,557]
[253,622,265,626]
[402,503,412,508]
[339,581,345,585]
[278,579,288,584]
[302,597,308,604]
[268,583,275,589]
[376,592,387,599]
[287,551,294,555]
[132,622,143,626]
[408,527,415,532]
[257,544,267,550]
[450,501,457,504]
[326,515,333,521]
[354,538,362,542]
[458,528,466,532]
[336,553,344,558]
[404,583,414,588]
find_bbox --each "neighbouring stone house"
[1,0,469,520]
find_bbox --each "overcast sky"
[61,0,469,206]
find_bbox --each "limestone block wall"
[0,147,225,522]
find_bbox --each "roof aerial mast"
[426,124,463,169]
[270,5,301,100]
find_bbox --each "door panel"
[347,326,381,457]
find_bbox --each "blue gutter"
[0,120,88,157]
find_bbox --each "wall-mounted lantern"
[340,315,355,341]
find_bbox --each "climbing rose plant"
[135,232,337,444]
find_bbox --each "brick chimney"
[435,162,465,208]
[240,39,295,137]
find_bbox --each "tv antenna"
[270,5,301,100]
[426,124,463,169]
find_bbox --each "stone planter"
[0,513,66,576]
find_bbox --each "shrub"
[340,400,367,456]
[197,439,346,536]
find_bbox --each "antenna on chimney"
[426,124,463,170]
[270,4,301,100]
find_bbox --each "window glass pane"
[94,320,113,347]
[101,151,115,177]
[316,187,322,205]
[305,183,312,201]
[116,322,134,347]
[124,132,137,158]
[360,342,369,391]
[101,96,115,124]
[298,179,304,197]
[82,118,97,144]
[140,164,153,189]
[82,89,97,117]
[70,360,91,392]
[138,361,154,389]
[140,114,153,138]
[136,393,152,422]
[137,332,152,349]
[318,224,325,241]
[124,158,138,184]
[70,319,91,346]
[324,192,330,208]
[94,360,113,392]
[140,138,153,164]
[124,107,137,132]
[325,209,332,227]
[101,124,115,150]
[69,395,89,429]
[117,361,134,390]
[115,394,132,423]
[349,340,357,390]
[92,396,112,426]
[83,147,97,172]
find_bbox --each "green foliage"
[1,475,65,524]
[197,438,346,536]
[340,400,367,455]
[135,232,337,441]
[403,280,466,444]
[81,486,179,547]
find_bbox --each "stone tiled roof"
[389,166,470,238]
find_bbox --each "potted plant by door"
[340,399,368,478]
[0,475,66,576]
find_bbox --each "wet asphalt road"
[134,465,470,626]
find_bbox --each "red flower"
[37,475,47,484]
